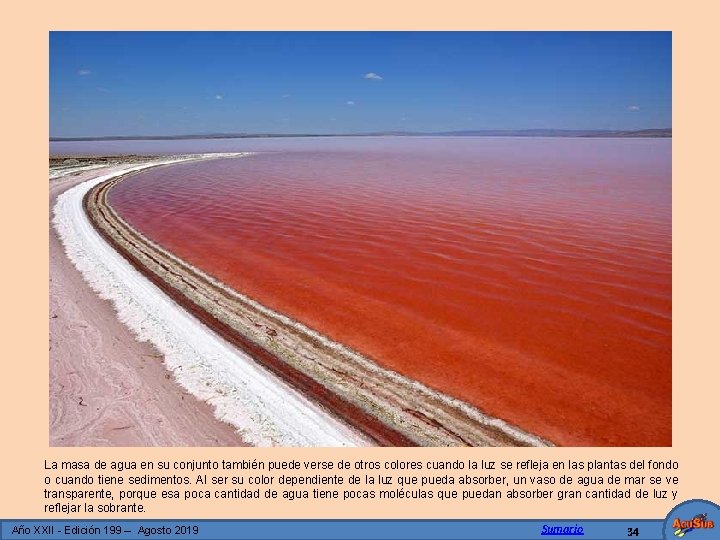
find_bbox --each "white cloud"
[346,100,355,106]
[77,69,92,76]
[281,93,291,98]
[627,105,641,111]
[363,72,383,80]
[96,87,111,93]
[215,94,223,100]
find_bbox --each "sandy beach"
[49,160,247,446]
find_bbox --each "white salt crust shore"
[52,154,371,447]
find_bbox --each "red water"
[109,138,671,446]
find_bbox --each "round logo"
[663,499,720,540]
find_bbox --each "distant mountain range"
[50,128,671,142]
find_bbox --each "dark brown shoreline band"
[83,161,552,447]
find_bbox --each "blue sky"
[50,32,671,137]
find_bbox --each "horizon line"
[50,128,672,142]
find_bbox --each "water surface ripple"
[109,138,671,446]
